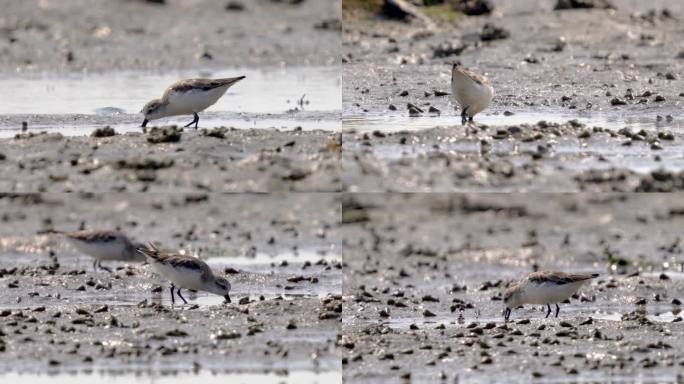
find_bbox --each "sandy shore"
[342,194,684,383]
[342,0,684,192]
[0,193,342,375]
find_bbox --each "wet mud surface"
[0,0,340,73]
[342,194,684,383]
[343,0,684,192]
[0,193,342,377]
[0,127,341,192]
[342,120,684,192]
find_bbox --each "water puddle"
[463,372,682,384]
[0,66,340,137]
[358,304,683,330]
[0,370,341,384]
[0,66,340,115]
[344,112,684,173]
[206,248,341,267]
[343,111,681,133]
[0,246,341,309]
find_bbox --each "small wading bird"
[136,243,232,304]
[53,229,144,272]
[503,271,599,321]
[140,76,246,129]
[451,63,493,125]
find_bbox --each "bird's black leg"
[545,304,552,318]
[504,308,511,321]
[461,106,469,126]
[170,284,175,305]
[93,260,97,272]
[183,113,198,128]
[176,288,188,304]
[555,304,560,318]
[94,260,112,273]
[184,113,199,129]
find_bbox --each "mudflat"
[342,193,684,383]
[342,0,684,192]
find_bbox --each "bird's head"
[140,98,167,127]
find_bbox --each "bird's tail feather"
[135,242,163,261]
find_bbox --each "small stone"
[480,23,510,41]
[91,126,116,137]
[166,329,188,337]
[611,97,627,106]
[225,1,244,11]
[407,103,423,117]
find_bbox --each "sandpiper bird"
[136,243,231,304]
[57,229,143,272]
[503,271,599,321]
[451,63,493,125]
[140,76,246,129]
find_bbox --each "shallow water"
[343,110,681,133]
[344,111,684,174]
[0,246,342,309]
[0,66,341,137]
[0,66,340,115]
[0,370,341,384]
[346,303,682,331]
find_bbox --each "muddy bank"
[343,0,683,115]
[342,120,684,192]
[342,194,684,383]
[1,0,340,73]
[343,0,684,192]
[0,193,342,376]
[0,127,341,192]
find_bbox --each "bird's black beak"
[224,294,231,303]
[141,119,148,128]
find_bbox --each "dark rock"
[432,42,468,58]
[480,23,510,41]
[91,126,116,138]
[201,127,229,139]
[225,1,245,11]
[147,126,182,144]
[554,0,615,10]
[458,0,494,15]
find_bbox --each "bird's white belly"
[150,261,204,290]
[451,81,493,116]
[69,239,126,261]
[523,281,584,305]
[167,86,228,115]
